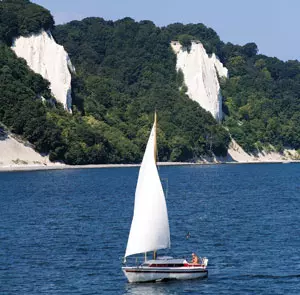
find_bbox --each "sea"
[0,163,299,294]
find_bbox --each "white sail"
[125,118,170,258]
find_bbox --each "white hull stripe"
[125,269,208,274]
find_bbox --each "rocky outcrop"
[12,30,75,112]
[0,131,50,166]
[226,139,299,163]
[171,41,228,122]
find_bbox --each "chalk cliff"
[226,139,299,163]
[0,131,50,166]
[12,30,75,112]
[171,41,228,122]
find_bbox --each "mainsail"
[125,115,170,258]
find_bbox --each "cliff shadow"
[0,127,8,141]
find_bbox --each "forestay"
[125,119,170,258]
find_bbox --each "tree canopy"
[2,0,300,164]
[0,0,54,45]
[0,2,230,164]
[220,42,300,152]
[52,17,231,161]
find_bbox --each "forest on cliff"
[1,0,300,164]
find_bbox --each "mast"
[154,111,157,164]
[144,112,158,262]
[153,111,157,260]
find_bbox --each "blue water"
[0,164,300,294]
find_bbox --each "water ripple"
[0,164,300,294]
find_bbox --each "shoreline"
[0,160,299,172]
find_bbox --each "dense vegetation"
[220,43,300,153]
[0,0,54,45]
[53,18,231,162]
[2,0,300,164]
[0,0,230,164]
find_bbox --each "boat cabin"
[142,257,204,268]
[145,259,188,267]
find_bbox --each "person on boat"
[191,253,199,264]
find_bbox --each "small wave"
[214,273,300,282]
[239,274,300,279]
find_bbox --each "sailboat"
[122,113,208,283]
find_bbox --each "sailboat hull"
[122,266,208,283]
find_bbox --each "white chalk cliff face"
[171,41,228,122]
[11,30,75,112]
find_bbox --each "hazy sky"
[32,0,298,61]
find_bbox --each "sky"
[32,0,299,61]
